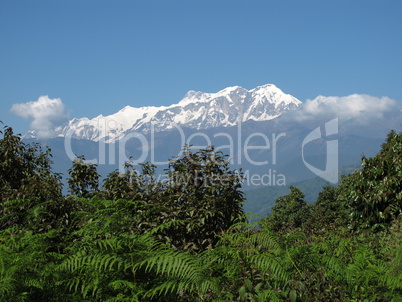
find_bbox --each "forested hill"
[244,164,360,219]
[1,123,402,301]
[244,176,330,219]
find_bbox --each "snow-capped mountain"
[27,84,302,142]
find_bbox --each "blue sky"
[1,0,402,134]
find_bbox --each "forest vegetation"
[1,122,402,301]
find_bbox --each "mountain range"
[25,84,301,142]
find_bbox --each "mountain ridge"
[25,84,302,142]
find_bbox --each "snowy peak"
[178,90,211,106]
[250,84,298,106]
[46,84,302,142]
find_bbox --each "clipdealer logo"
[302,118,338,184]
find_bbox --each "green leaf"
[289,289,297,302]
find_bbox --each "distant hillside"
[243,162,361,219]
[243,176,330,220]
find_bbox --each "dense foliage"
[340,130,402,232]
[1,123,402,301]
[262,186,309,234]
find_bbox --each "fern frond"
[250,253,289,282]
[136,247,219,298]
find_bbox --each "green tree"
[303,184,348,234]
[67,155,100,198]
[0,124,63,202]
[263,186,309,233]
[163,146,245,252]
[340,130,402,232]
[101,159,140,201]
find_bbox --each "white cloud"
[10,96,69,139]
[291,94,400,124]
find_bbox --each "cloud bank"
[291,94,400,124]
[10,96,69,139]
